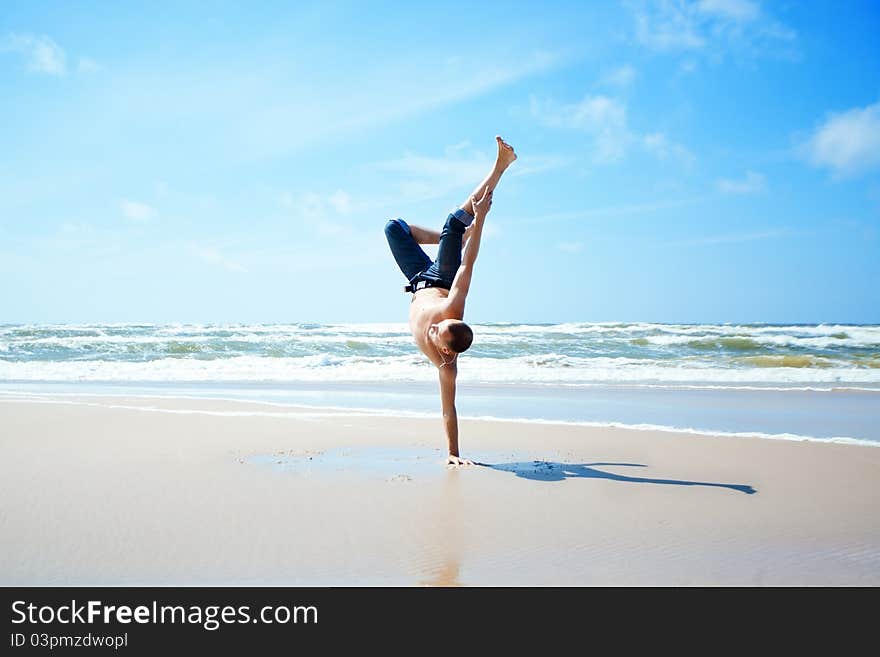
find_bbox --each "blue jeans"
[384,208,475,289]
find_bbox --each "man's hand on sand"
[447,455,475,467]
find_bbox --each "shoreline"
[2,388,878,447]
[2,394,879,585]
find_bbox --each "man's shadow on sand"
[482,461,756,495]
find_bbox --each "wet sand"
[1,394,878,585]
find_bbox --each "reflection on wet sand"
[419,468,463,587]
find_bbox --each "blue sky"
[2,0,879,324]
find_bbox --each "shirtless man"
[384,136,517,466]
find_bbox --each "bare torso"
[409,288,459,368]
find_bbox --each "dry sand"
[1,394,878,585]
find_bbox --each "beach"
[2,393,878,586]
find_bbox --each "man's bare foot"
[447,455,475,467]
[496,135,517,169]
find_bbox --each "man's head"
[429,319,473,356]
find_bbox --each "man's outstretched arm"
[447,186,491,316]
[447,137,516,315]
[438,362,472,466]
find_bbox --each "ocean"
[1,322,878,444]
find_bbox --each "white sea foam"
[1,353,879,386]
[2,323,878,389]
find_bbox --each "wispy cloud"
[42,222,102,252]
[482,222,502,240]
[327,190,352,215]
[230,48,566,162]
[673,228,787,247]
[281,189,353,215]
[279,189,359,239]
[632,2,706,51]
[373,140,567,205]
[530,95,693,166]
[642,132,695,166]
[524,197,704,224]
[120,200,156,222]
[530,94,626,131]
[530,94,631,163]
[557,241,584,253]
[77,57,99,73]
[372,143,493,202]
[697,0,760,22]
[802,101,880,178]
[2,33,66,75]
[717,170,766,194]
[627,0,796,58]
[193,246,246,273]
[508,154,572,178]
[598,64,636,88]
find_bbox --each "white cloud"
[327,190,352,215]
[43,222,101,252]
[483,222,501,240]
[373,144,492,201]
[531,96,693,166]
[315,222,351,238]
[558,242,584,253]
[717,170,766,194]
[508,154,571,178]
[2,33,66,75]
[697,0,759,21]
[676,228,785,247]
[230,48,566,163]
[278,190,360,239]
[642,132,695,166]
[369,141,566,209]
[77,57,99,73]
[531,94,627,131]
[633,3,705,51]
[194,246,246,273]
[803,101,880,177]
[529,197,704,223]
[628,0,795,58]
[281,189,355,219]
[599,64,636,88]
[120,200,156,222]
[530,94,631,163]
[300,192,327,220]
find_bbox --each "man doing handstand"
[384,136,517,466]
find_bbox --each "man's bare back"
[384,136,517,465]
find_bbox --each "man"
[384,136,517,466]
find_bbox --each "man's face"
[429,322,453,355]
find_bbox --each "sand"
[1,394,878,586]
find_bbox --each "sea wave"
[1,322,878,387]
[1,354,879,386]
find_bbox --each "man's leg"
[421,209,471,286]
[406,224,441,244]
[401,137,516,248]
[384,218,433,282]
[458,136,517,217]
[421,136,517,287]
